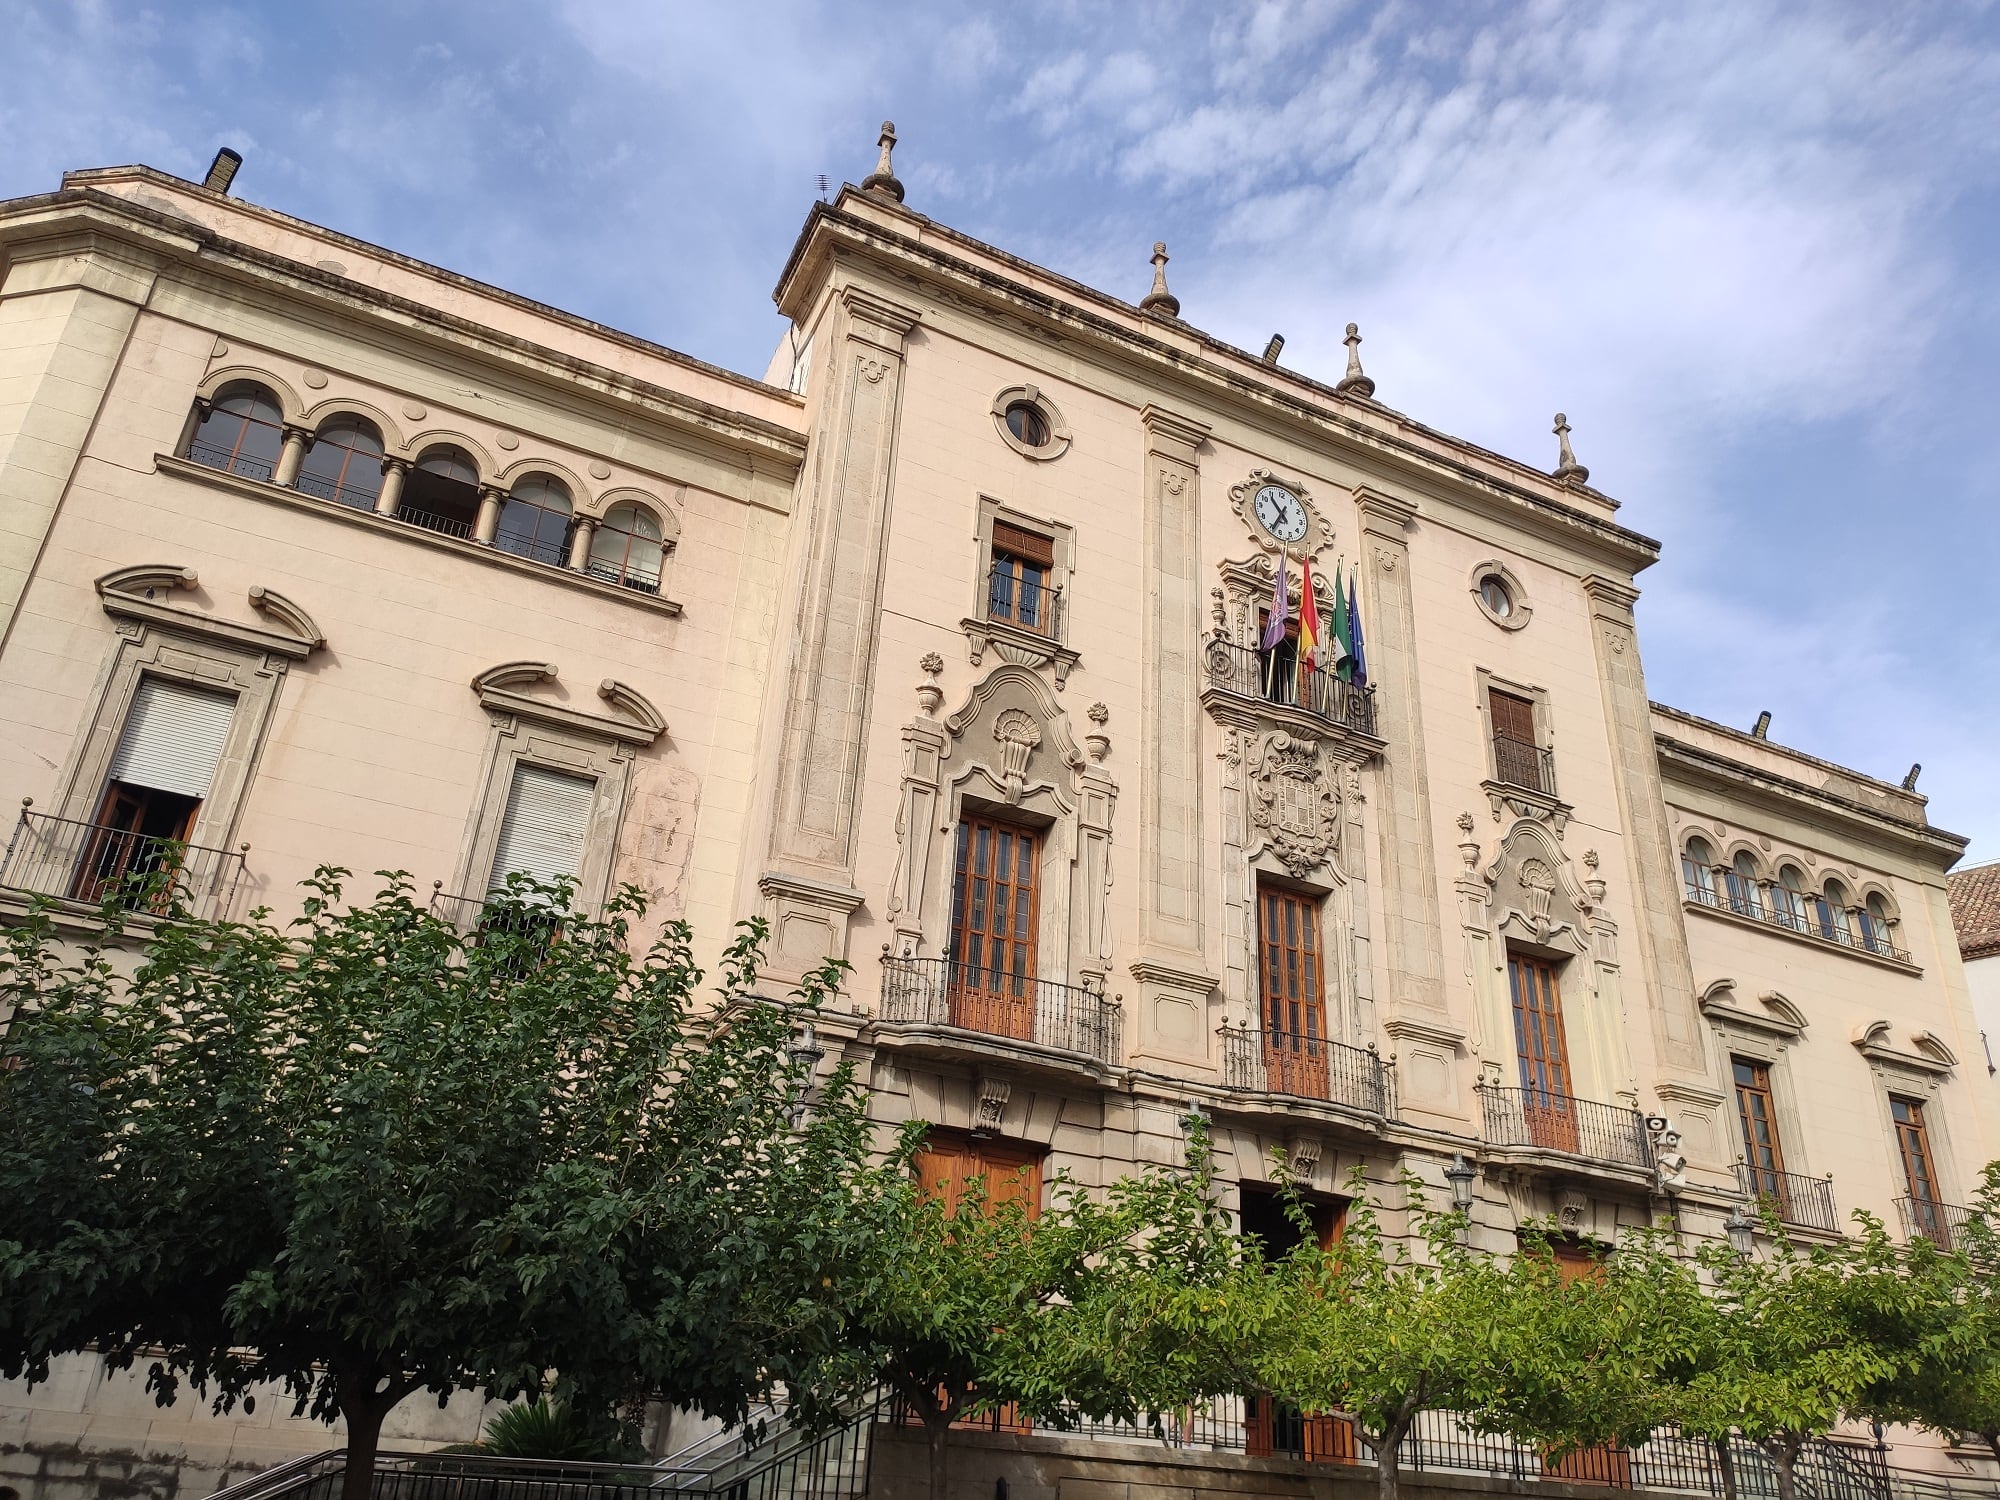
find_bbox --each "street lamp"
[1723,1203,1756,1258]
[1445,1153,1478,1213]
[786,1022,824,1127]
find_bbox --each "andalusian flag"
[1298,553,1323,668]
[1329,564,1355,681]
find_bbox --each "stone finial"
[1553,413,1590,486]
[1139,241,1180,318]
[1084,702,1110,764]
[861,120,905,203]
[1336,323,1376,398]
[916,651,944,716]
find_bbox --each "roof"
[1948,861,2000,960]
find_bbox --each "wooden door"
[1540,1243,1630,1485]
[1733,1058,1787,1208]
[1488,688,1545,792]
[1892,1097,1946,1241]
[1259,885,1330,1099]
[1508,953,1577,1152]
[70,783,196,907]
[949,815,1041,1041]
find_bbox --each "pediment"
[472,661,665,747]
[1699,979,1808,1042]
[97,564,324,659]
[1852,1019,1956,1077]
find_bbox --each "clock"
[1252,483,1309,544]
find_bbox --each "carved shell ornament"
[992,708,1043,803]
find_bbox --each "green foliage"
[481,1397,638,1462]
[0,871,880,1500]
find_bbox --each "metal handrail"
[1685,870,1912,962]
[1204,636,1378,735]
[291,469,381,511]
[1736,1163,1841,1234]
[985,564,1063,638]
[0,806,248,921]
[1493,737,1558,798]
[1896,1195,1973,1252]
[879,955,1121,1065]
[188,438,276,483]
[394,505,476,541]
[1218,1023,1391,1116]
[1481,1084,1653,1169]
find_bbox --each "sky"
[5,0,1999,858]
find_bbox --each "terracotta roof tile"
[1947,861,2000,960]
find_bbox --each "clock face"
[1253,484,1309,543]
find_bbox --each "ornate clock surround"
[1229,467,1334,558]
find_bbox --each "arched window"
[1681,838,1717,902]
[295,416,384,509]
[495,475,574,566]
[400,446,482,538]
[1725,851,1764,919]
[588,502,666,594]
[1860,893,1895,955]
[1818,879,1853,944]
[189,384,284,481]
[1771,865,1807,931]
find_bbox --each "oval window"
[1005,402,1050,448]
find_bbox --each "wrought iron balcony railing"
[1492,737,1558,798]
[1896,1194,1973,1252]
[291,468,380,511]
[1736,1163,1841,1234]
[1205,636,1377,735]
[1481,1084,1653,1170]
[879,955,1121,1065]
[0,806,247,921]
[1219,1023,1391,1117]
[1684,868,1912,962]
[985,565,1063,638]
[187,438,276,483]
[394,505,476,541]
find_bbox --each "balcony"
[878,955,1121,1067]
[1736,1163,1841,1234]
[1492,737,1557,798]
[984,565,1063,638]
[1685,870,1912,964]
[1204,637,1377,736]
[1219,1024,1393,1118]
[1481,1085,1653,1172]
[0,807,248,922]
[1896,1194,1973,1252]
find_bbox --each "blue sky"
[7,0,1999,858]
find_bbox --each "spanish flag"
[1298,553,1323,669]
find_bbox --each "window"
[1733,1058,1787,1201]
[401,447,482,538]
[294,416,384,510]
[495,475,574,567]
[1724,852,1764,919]
[189,385,284,481]
[487,763,596,898]
[987,520,1057,635]
[1682,837,1718,901]
[588,502,666,593]
[1860,893,1894,955]
[990,386,1070,460]
[1479,575,1514,618]
[1258,883,1329,1100]
[1238,1185,1345,1258]
[1488,687,1549,795]
[1004,401,1050,449]
[1892,1096,1942,1213]
[1771,865,1807,930]
[914,1129,1044,1220]
[71,677,236,906]
[947,814,1041,1040]
[1509,951,1577,1150]
[1818,879,1854,943]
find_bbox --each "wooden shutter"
[1259,885,1329,1098]
[1892,1097,1940,1203]
[1489,688,1537,743]
[106,678,236,799]
[914,1131,1044,1222]
[1508,953,1573,1096]
[949,815,1041,1039]
[488,764,595,890]
[1733,1058,1786,1194]
[991,520,1054,567]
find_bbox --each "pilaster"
[1354,486,1447,1015]
[1580,572,1704,1074]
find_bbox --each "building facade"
[1,138,1995,1494]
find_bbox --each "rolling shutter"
[991,520,1055,567]
[487,764,594,891]
[106,678,236,799]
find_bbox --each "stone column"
[1355,486,1447,1014]
[273,425,311,488]
[763,285,920,976]
[567,514,597,570]
[473,485,505,544]
[375,458,408,517]
[1129,404,1217,1066]
[1581,573,1704,1073]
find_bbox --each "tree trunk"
[1985,1432,2000,1470]
[1714,1435,1739,1500]
[926,1414,951,1500]
[1375,1411,1416,1500]
[340,1393,388,1500]
[1765,1436,1802,1500]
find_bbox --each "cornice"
[0,188,808,479]
[773,201,1662,577]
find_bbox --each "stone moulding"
[96,563,325,660]
[471,661,666,747]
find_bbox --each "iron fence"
[879,955,1121,1064]
[1736,1163,1842,1234]
[1481,1084,1654,1169]
[1897,1195,1973,1252]
[1685,871,1912,963]
[395,506,476,541]
[586,560,662,595]
[1493,737,1558,797]
[495,528,573,567]
[985,566,1063,637]
[188,439,275,483]
[1204,637,1377,736]
[0,806,247,921]
[292,468,381,511]
[1218,1023,1391,1116]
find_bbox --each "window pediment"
[471,661,665,747]
[1853,1019,1956,1077]
[1698,980,1808,1043]
[96,565,324,660]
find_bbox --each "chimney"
[202,148,243,195]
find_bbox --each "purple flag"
[1348,565,1369,687]
[1260,555,1290,651]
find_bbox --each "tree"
[0,870,880,1500]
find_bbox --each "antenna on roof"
[815,174,831,201]
[1751,710,1772,739]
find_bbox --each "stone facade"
[2,152,1996,1495]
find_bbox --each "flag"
[1298,553,1322,669]
[1260,551,1290,652]
[1348,565,1369,687]
[1329,563,1354,681]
